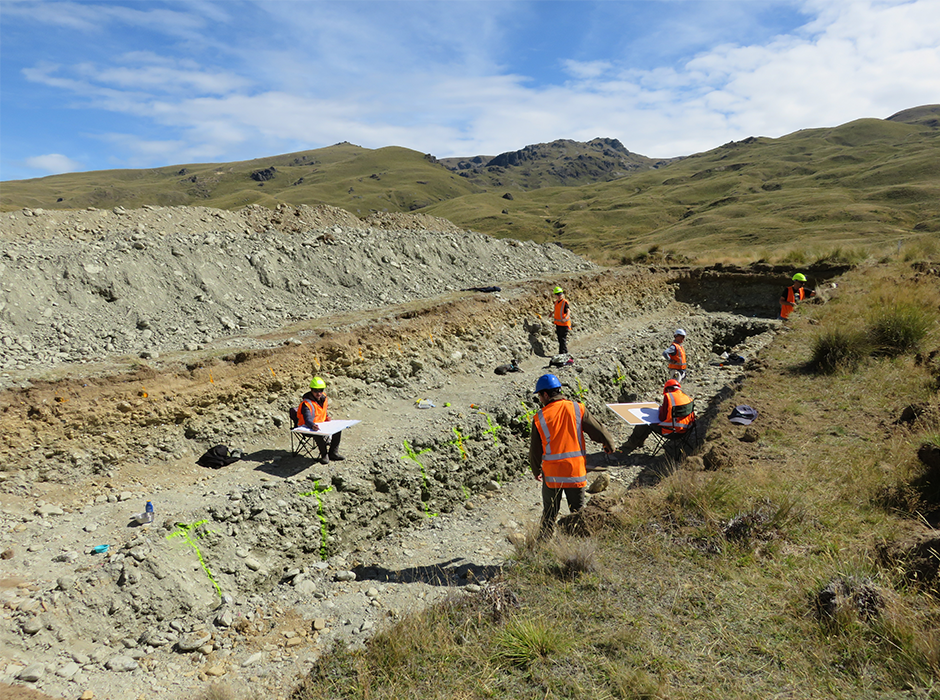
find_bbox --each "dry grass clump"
[808,327,871,374]
[548,535,599,579]
[868,301,933,357]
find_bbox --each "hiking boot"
[318,454,329,465]
[328,452,345,462]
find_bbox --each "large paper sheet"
[606,403,659,426]
[291,419,361,437]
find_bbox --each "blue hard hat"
[534,373,562,393]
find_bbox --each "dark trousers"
[540,482,585,535]
[313,430,341,457]
[555,325,569,355]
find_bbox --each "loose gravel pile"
[0,204,594,373]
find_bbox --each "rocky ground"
[0,204,786,700]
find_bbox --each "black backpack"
[196,444,242,469]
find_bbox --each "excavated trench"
[0,263,809,698]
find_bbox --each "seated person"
[622,379,693,453]
[297,376,345,464]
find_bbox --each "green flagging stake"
[477,409,501,445]
[449,426,468,460]
[461,484,471,501]
[167,520,222,598]
[401,439,438,518]
[612,365,626,385]
[299,481,334,560]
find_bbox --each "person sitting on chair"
[297,376,345,464]
[622,379,694,453]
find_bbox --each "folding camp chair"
[649,400,698,460]
[289,407,319,459]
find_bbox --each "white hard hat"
[674,328,687,337]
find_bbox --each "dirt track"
[0,205,791,699]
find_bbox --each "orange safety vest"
[667,343,687,371]
[780,286,805,319]
[535,399,587,488]
[297,396,328,428]
[659,389,694,435]
[553,298,571,328]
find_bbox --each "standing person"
[297,376,345,465]
[779,273,816,320]
[529,373,615,537]
[663,328,688,382]
[552,286,572,355]
[622,379,694,453]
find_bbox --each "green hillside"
[3,106,939,264]
[0,143,483,216]
[424,116,940,262]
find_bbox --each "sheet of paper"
[291,419,361,436]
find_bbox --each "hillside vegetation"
[2,106,938,265]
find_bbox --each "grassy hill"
[2,106,938,264]
[425,114,940,263]
[0,143,484,216]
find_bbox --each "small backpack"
[196,444,242,469]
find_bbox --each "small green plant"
[491,617,569,668]
[401,439,437,518]
[612,364,627,385]
[477,409,501,445]
[572,376,589,401]
[518,399,539,434]
[449,426,468,460]
[868,302,932,357]
[808,328,871,374]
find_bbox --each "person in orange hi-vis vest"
[662,328,688,382]
[297,376,345,465]
[529,373,614,537]
[779,273,815,320]
[622,379,694,453]
[551,286,572,355]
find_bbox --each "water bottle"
[145,501,154,524]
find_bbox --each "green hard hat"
[552,286,564,294]
[310,376,326,389]
[792,273,807,282]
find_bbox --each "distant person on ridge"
[552,286,572,355]
[779,273,815,320]
[530,373,615,538]
[663,328,688,382]
[297,376,345,465]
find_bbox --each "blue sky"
[1,0,938,182]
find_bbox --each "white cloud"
[4,0,939,178]
[24,153,82,175]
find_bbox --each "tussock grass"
[808,327,871,374]
[868,302,932,357]
[548,535,599,579]
[490,616,572,668]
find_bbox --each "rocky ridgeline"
[0,203,594,374]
